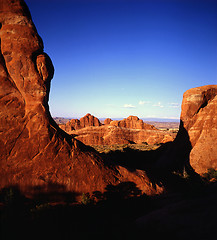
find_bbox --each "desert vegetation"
[202,168,217,182]
[90,143,161,153]
[1,167,217,240]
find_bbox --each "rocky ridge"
[60,114,175,145]
[69,125,175,146]
[61,114,157,131]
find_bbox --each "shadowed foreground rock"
[0,0,163,196]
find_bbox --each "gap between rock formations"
[0,0,216,199]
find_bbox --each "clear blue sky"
[26,0,217,119]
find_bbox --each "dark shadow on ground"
[0,183,153,240]
[1,179,217,240]
[99,120,203,193]
[0,121,213,240]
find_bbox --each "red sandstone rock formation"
[181,85,217,174]
[158,85,217,175]
[68,125,175,146]
[0,0,162,196]
[61,115,174,146]
[104,118,113,125]
[0,0,115,193]
[61,113,101,131]
[110,116,156,130]
[64,119,81,131]
[80,113,102,128]
[61,115,156,132]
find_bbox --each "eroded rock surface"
[110,116,157,130]
[60,115,175,146]
[158,85,217,175]
[0,0,115,193]
[62,113,102,132]
[69,125,175,146]
[181,85,217,174]
[0,0,162,196]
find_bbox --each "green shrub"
[202,168,217,181]
[81,193,93,205]
[1,187,23,206]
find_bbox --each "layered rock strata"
[69,125,175,146]
[62,113,102,132]
[61,115,157,131]
[110,116,157,130]
[61,115,174,146]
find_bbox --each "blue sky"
[26,0,217,119]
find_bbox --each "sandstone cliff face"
[80,113,102,128]
[0,0,115,193]
[181,85,217,174]
[61,113,102,131]
[0,0,162,196]
[61,115,169,146]
[70,125,175,146]
[61,115,157,132]
[158,85,217,175]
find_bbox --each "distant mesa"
[60,114,157,131]
[59,114,176,146]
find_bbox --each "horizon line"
[52,115,180,122]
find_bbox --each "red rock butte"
[109,116,157,130]
[181,85,217,174]
[0,0,162,196]
[157,85,217,175]
[62,113,102,131]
